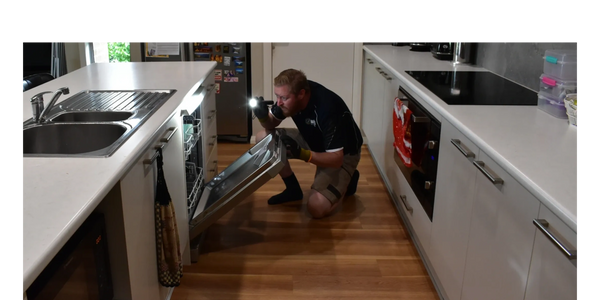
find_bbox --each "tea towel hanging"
[154,147,183,287]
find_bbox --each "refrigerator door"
[189,43,251,141]
[188,131,286,240]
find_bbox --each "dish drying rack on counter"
[183,115,204,219]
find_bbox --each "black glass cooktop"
[405,71,538,105]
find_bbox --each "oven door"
[395,86,440,221]
[188,131,286,240]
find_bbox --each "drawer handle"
[399,195,413,215]
[209,160,218,172]
[207,110,217,120]
[533,219,577,260]
[208,135,217,146]
[473,160,504,186]
[143,127,178,165]
[450,139,475,160]
[367,58,373,64]
[206,83,216,94]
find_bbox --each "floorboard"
[171,142,439,300]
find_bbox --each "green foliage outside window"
[108,42,130,63]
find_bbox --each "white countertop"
[364,45,577,232]
[22,62,216,290]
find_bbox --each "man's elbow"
[334,153,344,168]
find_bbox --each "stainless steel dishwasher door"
[188,131,286,240]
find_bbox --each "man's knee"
[307,191,334,219]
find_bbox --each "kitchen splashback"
[475,39,580,90]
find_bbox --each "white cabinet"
[361,53,385,164]
[428,118,479,300]
[201,84,218,182]
[524,204,577,300]
[119,114,187,300]
[361,52,432,255]
[461,150,541,300]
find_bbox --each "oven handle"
[398,89,431,124]
[398,97,431,124]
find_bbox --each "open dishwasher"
[185,130,286,262]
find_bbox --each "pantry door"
[268,43,362,129]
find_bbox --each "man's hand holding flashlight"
[250,96,270,122]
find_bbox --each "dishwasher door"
[188,131,286,241]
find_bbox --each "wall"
[473,43,577,92]
[250,43,264,141]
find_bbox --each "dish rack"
[186,162,203,218]
[183,114,204,218]
[183,117,202,161]
[564,93,577,126]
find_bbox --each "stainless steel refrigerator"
[141,42,252,143]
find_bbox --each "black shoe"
[267,189,303,205]
[345,170,360,197]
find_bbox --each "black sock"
[345,170,360,197]
[268,173,303,205]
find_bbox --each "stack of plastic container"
[537,49,577,120]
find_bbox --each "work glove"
[281,135,312,162]
[252,96,270,122]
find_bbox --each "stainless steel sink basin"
[50,111,133,122]
[23,123,129,156]
[23,89,177,157]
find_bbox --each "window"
[92,42,130,63]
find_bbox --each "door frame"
[262,43,363,126]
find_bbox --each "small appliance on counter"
[392,39,409,46]
[410,43,430,52]
[430,43,453,60]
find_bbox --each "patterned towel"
[393,97,413,167]
[154,148,183,287]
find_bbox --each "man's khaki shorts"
[276,128,360,204]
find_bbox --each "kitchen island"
[22,61,216,293]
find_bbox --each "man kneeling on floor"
[253,68,363,219]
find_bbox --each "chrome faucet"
[30,87,70,123]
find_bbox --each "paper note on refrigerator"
[153,43,180,55]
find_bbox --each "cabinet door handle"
[399,195,413,215]
[450,139,475,160]
[160,127,178,143]
[473,160,504,186]
[144,127,178,165]
[533,219,577,260]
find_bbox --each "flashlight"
[249,97,274,108]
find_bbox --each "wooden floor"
[171,142,440,300]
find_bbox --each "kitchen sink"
[50,111,133,122]
[23,123,129,156]
[23,89,177,157]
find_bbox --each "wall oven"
[394,85,441,221]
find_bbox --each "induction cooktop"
[405,71,538,105]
